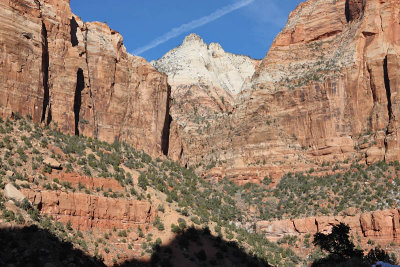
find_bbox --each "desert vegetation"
[228,160,400,221]
[1,115,399,266]
[0,115,300,266]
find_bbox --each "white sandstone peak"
[154,33,258,96]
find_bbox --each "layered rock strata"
[22,189,153,231]
[256,208,400,246]
[0,0,170,157]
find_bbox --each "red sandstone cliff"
[0,0,170,157]
[2,0,400,185]
[167,0,400,183]
[22,188,154,231]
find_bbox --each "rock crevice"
[383,55,392,124]
[74,68,85,135]
[345,0,366,22]
[40,21,50,124]
[70,16,79,47]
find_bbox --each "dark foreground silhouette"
[0,225,269,267]
[120,227,270,267]
[0,225,105,267]
[312,223,397,267]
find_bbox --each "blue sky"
[70,0,303,61]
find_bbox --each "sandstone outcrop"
[153,33,257,97]
[165,0,400,183]
[22,189,154,231]
[153,34,259,163]
[0,0,170,157]
[256,208,400,246]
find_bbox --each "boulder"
[4,183,26,203]
[366,147,385,165]
[43,158,62,169]
[293,217,318,234]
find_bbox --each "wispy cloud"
[132,0,254,55]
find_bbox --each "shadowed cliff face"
[0,0,170,158]
[345,0,366,22]
[166,0,400,184]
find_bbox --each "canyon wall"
[0,0,170,157]
[2,0,400,184]
[165,0,400,184]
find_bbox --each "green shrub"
[16,213,25,224]
[43,164,52,174]
[138,173,148,191]
[2,210,15,222]
[153,216,165,231]
[21,198,31,211]
[171,224,180,234]
[66,221,72,231]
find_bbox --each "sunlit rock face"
[164,0,400,184]
[153,33,257,97]
[22,188,154,231]
[0,0,170,157]
[2,0,400,184]
[153,33,259,168]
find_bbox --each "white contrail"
[133,0,254,55]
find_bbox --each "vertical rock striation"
[0,0,170,157]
